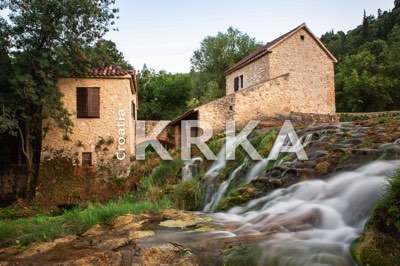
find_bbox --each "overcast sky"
[102,0,394,73]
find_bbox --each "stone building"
[41,65,138,167]
[171,23,338,146]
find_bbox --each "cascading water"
[182,157,203,181]
[202,159,248,212]
[201,134,250,211]
[245,132,315,183]
[210,160,398,265]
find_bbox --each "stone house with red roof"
[41,66,138,169]
[171,23,338,145]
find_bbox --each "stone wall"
[190,73,338,134]
[41,76,137,168]
[268,28,336,115]
[226,54,270,95]
[224,27,336,118]
[136,120,175,148]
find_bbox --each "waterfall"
[245,133,314,183]
[181,157,202,181]
[211,160,399,265]
[202,160,247,212]
[200,134,250,210]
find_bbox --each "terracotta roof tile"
[86,65,134,77]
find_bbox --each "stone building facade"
[41,66,138,167]
[171,24,338,146]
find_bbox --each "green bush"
[169,179,202,211]
[152,158,183,185]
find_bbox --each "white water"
[201,135,251,210]
[211,160,399,265]
[245,133,314,183]
[182,157,203,181]
[203,160,247,212]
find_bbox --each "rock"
[109,214,144,231]
[64,251,122,266]
[127,230,155,240]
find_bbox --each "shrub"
[152,158,183,185]
[170,179,202,211]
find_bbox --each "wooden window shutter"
[240,75,243,88]
[234,77,239,92]
[82,152,92,167]
[87,87,100,118]
[77,88,88,118]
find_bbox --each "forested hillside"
[321,1,400,112]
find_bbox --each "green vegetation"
[190,27,263,105]
[0,198,171,247]
[137,66,192,120]
[169,179,202,211]
[357,167,400,265]
[321,2,400,112]
[0,0,123,198]
[223,244,262,266]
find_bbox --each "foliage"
[137,65,192,120]
[0,198,171,247]
[151,158,184,185]
[190,27,263,104]
[321,3,400,112]
[0,0,121,198]
[357,167,400,265]
[169,179,202,211]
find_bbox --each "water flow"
[211,160,399,265]
[182,157,202,181]
[245,133,314,183]
[203,160,247,212]
[201,135,249,210]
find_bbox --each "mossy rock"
[223,244,262,266]
[358,227,400,266]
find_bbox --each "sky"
[103,0,394,73]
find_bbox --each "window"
[82,152,92,167]
[234,77,239,92]
[131,101,136,119]
[77,87,100,118]
[234,75,244,92]
[300,35,305,41]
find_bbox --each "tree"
[190,27,263,103]
[137,65,192,120]
[86,39,132,70]
[0,0,118,198]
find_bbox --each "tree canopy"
[321,1,400,112]
[0,0,122,197]
[190,27,263,104]
[137,65,192,120]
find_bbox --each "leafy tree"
[190,27,263,103]
[137,65,192,120]
[0,0,118,198]
[86,39,132,70]
[322,2,400,112]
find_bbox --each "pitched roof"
[86,65,134,77]
[225,23,337,75]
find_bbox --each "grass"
[0,198,171,247]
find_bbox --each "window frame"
[76,87,100,118]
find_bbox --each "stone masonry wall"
[193,73,337,133]
[41,76,136,167]
[268,28,336,115]
[226,54,270,95]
